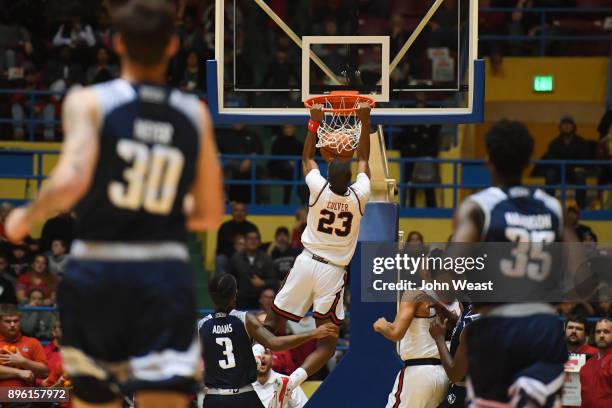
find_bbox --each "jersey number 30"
[109,140,185,215]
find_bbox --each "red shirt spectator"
[42,318,63,386]
[0,304,48,387]
[41,321,70,408]
[580,319,612,408]
[565,316,598,358]
[42,340,63,386]
[576,343,598,357]
[16,254,57,305]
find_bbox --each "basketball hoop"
[304,91,375,154]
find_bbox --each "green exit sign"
[533,75,554,93]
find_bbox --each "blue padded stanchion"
[306,202,402,407]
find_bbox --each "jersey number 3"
[317,209,353,237]
[108,140,185,215]
[216,337,236,369]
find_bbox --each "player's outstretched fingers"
[315,322,339,339]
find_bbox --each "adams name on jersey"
[198,310,257,390]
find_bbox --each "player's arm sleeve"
[305,169,327,203]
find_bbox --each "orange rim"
[304,91,376,114]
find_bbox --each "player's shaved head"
[485,120,534,183]
[209,274,238,312]
[328,159,352,195]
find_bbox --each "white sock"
[287,367,308,391]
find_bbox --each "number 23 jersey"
[301,169,371,266]
[73,79,200,243]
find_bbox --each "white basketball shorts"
[272,252,346,325]
[386,365,449,408]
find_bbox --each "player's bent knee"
[72,376,121,406]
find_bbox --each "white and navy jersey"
[468,187,563,243]
[301,169,371,266]
[198,310,257,389]
[73,79,202,243]
[467,186,563,300]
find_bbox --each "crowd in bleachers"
[1,0,610,140]
[0,1,610,211]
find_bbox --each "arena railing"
[479,7,612,56]
[0,89,64,141]
[0,150,610,220]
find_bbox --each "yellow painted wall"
[466,57,608,171]
[0,142,60,200]
[486,57,608,103]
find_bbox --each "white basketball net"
[314,97,363,153]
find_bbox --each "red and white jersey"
[301,169,370,266]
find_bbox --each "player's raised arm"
[5,88,99,243]
[302,105,323,175]
[186,103,224,231]
[245,313,338,351]
[356,103,371,177]
[373,297,416,342]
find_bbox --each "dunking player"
[373,251,460,408]
[5,1,224,407]
[199,274,337,408]
[264,104,372,393]
[452,120,570,407]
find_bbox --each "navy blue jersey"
[74,79,201,242]
[468,186,564,300]
[198,310,257,389]
[469,186,562,243]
